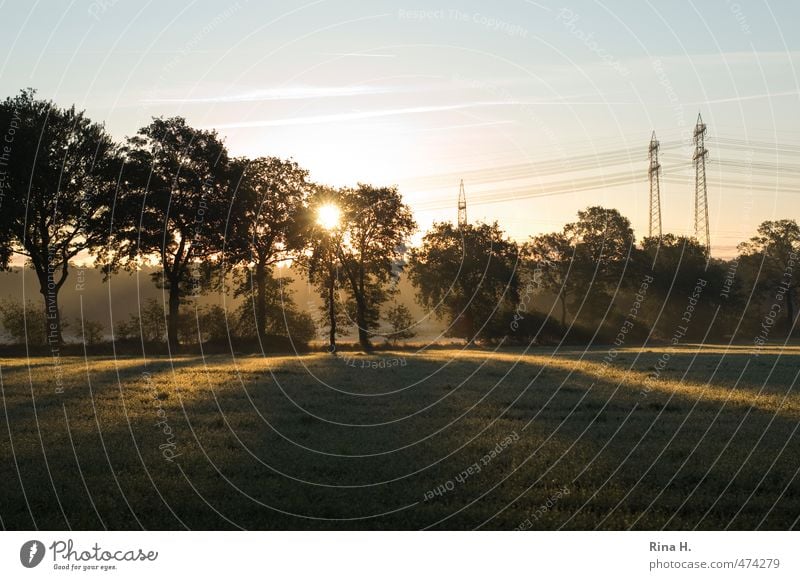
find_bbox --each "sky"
[2,0,800,257]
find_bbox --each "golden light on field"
[316,203,341,231]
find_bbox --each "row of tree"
[411,208,800,345]
[1,89,797,352]
[0,90,423,352]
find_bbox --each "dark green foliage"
[0,89,120,343]
[104,117,233,350]
[409,221,521,341]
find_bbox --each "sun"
[317,203,341,230]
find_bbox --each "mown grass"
[0,345,798,530]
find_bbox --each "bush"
[115,298,166,343]
[384,303,416,344]
[0,299,46,345]
[76,318,105,345]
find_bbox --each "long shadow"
[0,349,797,530]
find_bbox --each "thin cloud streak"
[322,52,397,58]
[143,85,394,104]
[692,90,800,105]
[212,99,639,129]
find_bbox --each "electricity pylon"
[693,113,710,254]
[457,179,467,229]
[648,131,662,239]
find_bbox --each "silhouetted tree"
[409,221,520,341]
[233,268,315,346]
[296,186,347,353]
[0,89,119,344]
[384,302,416,345]
[227,156,310,341]
[115,298,166,343]
[566,206,634,282]
[639,234,721,340]
[337,184,415,351]
[102,117,232,350]
[526,232,577,326]
[738,219,800,328]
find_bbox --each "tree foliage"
[384,302,416,344]
[409,221,520,341]
[105,117,233,349]
[0,89,119,343]
[227,156,310,340]
[738,219,800,328]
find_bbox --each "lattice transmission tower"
[693,113,710,254]
[457,179,467,229]
[648,131,662,239]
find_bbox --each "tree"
[298,184,415,352]
[565,206,634,284]
[103,117,233,350]
[384,303,416,345]
[336,184,416,351]
[0,89,119,344]
[0,298,46,345]
[409,221,521,341]
[227,157,310,342]
[738,219,800,328]
[639,234,722,340]
[233,269,316,346]
[525,232,577,326]
[115,298,166,343]
[297,186,347,353]
[76,317,105,346]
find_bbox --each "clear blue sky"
[3,0,800,255]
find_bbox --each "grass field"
[1,345,798,530]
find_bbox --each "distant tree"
[525,232,577,326]
[227,157,310,342]
[0,89,119,344]
[76,318,105,346]
[102,117,233,350]
[409,221,521,341]
[336,184,416,351]
[312,289,352,350]
[738,219,800,327]
[0,298,47,345]
[384,302,416,345]
[198,304,229,343]
[115,298,166,343]
[233,269,316,346]
[638,234,722,340]
[565,206,634,284]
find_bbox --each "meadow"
[1,345,798,530]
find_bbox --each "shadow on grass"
[0,348,797,530]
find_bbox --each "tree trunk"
[167,286,181,351]
[355,295,372,352]
[38,262,65,346]
[42,285,63,347]
[255,260,267,340]
[327,275,336,354]
[559,295,567,327]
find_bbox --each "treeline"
[411,209,799,346]
[0,89,416,352]
[0,89,797,352]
